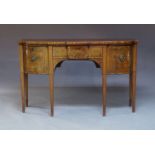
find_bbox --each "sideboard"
[19,39,138,116]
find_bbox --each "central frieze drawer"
[68,46,89,59]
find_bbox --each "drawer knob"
[119,54,127,63]
[31,56,38,62]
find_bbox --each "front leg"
[102,73,107,116]
[20,72,26,112]
[129,45,137,112]
[48,46,55,116]
[102,46,107,116]
[49,73,54,116]
[19,45,26,112]
[25,73,28,107]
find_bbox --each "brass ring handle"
[119,54,127,63]
[31,55,38,62]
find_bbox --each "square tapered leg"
[129,45,137,112]
[102,46,107,116]
[24,74,28,107]
[20,72,26,112]
[102,73,107,116]
[49,73,54,116]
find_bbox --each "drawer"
[107,46,130,74]
[26,46,49,74]
[89,46,102,58]
[53,47,67,57]
[68,46,89,59]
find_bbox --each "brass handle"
[119,54,127,63]
[31,55,38,62]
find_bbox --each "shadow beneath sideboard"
[27,85,148,109]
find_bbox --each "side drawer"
[107,46,130,74]
[25,46,49,74]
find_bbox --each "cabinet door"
[107,46,130,74]
[26,46,49,74]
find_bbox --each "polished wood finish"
[26,46,49,74]
[25,73,28,107]
[53,47,67,58]
[129,44,137,112]
[48,46,54,116]
[107,46,130,74]
[89,46,102,58]
[102,46,107,116]
[19,45,26,112]
[19,39,138,116]
[68,46,89,59]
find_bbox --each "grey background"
[0,25,154,129]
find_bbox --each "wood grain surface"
[19,39,138,116]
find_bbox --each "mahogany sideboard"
[19,39,138,116]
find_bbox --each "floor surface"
[0,84,154,130]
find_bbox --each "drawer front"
[89,46,102,58]
[53,47,67,57]
[68,46,89,59]
[107,46,130,74]
[26,47,49,74]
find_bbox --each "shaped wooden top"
[19,39,138,46]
